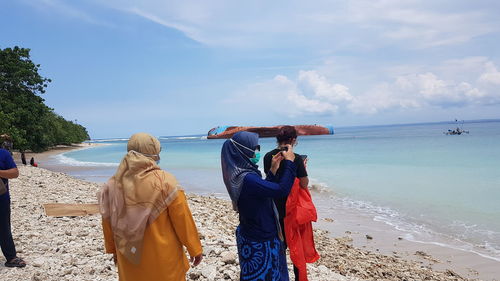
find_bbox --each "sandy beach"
[0,163,480,281]
[11,143,105,167]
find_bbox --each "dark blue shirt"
[0,148,17,202]
[237,160,296,240]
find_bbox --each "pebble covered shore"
[0,166,474,280]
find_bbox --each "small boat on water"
[444,127,469,135]
[207,125,334,139]
[444,119,469,135]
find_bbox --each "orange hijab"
[98,133,179,264]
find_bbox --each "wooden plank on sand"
[43,203,100,217]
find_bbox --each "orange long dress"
[102,190,202,281]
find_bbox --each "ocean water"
[53,120,500,262]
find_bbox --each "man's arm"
[0,168,19,179]
[299,176,309,189]
[296,155,309,189]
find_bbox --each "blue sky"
[1,0,500,138]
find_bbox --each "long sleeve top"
[102,190,202,281]
[237,160,296,240]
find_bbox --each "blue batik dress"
[236,161,296,281]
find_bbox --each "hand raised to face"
[281,144,295,162]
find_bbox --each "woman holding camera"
[221,131,296,281]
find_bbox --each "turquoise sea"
[52,120,500,262]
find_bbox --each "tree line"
[0,46,89,152]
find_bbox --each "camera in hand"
[279,146,288,152]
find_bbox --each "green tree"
[1,46,89,152]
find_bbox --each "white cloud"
[479,62,500,85]
[349,68,500,114]
[231,58,500,116]
[346,0,497,48]
[225,71,349,116]
[126,7,201,41]
[39,0,500,49]
[350,72,485,114]
[25,0,111,26]
[298,70,353,103]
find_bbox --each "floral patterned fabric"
[236,226,289,281]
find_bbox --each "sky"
[1,0,500,138]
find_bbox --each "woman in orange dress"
[98,133,203,281]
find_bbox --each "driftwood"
[43,203,100,217]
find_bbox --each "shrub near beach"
[0,47,89,152]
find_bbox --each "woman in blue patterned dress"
[221,131,296,280]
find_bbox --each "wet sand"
[12,143,104,167]
[314,198,499,280]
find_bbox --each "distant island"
[207,125,334,139]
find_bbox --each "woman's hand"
[190,253,203,267]
[282,145,295,162]
[270,153,284,175]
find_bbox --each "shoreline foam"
[306,175,500,271]
[328,192,500,264]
